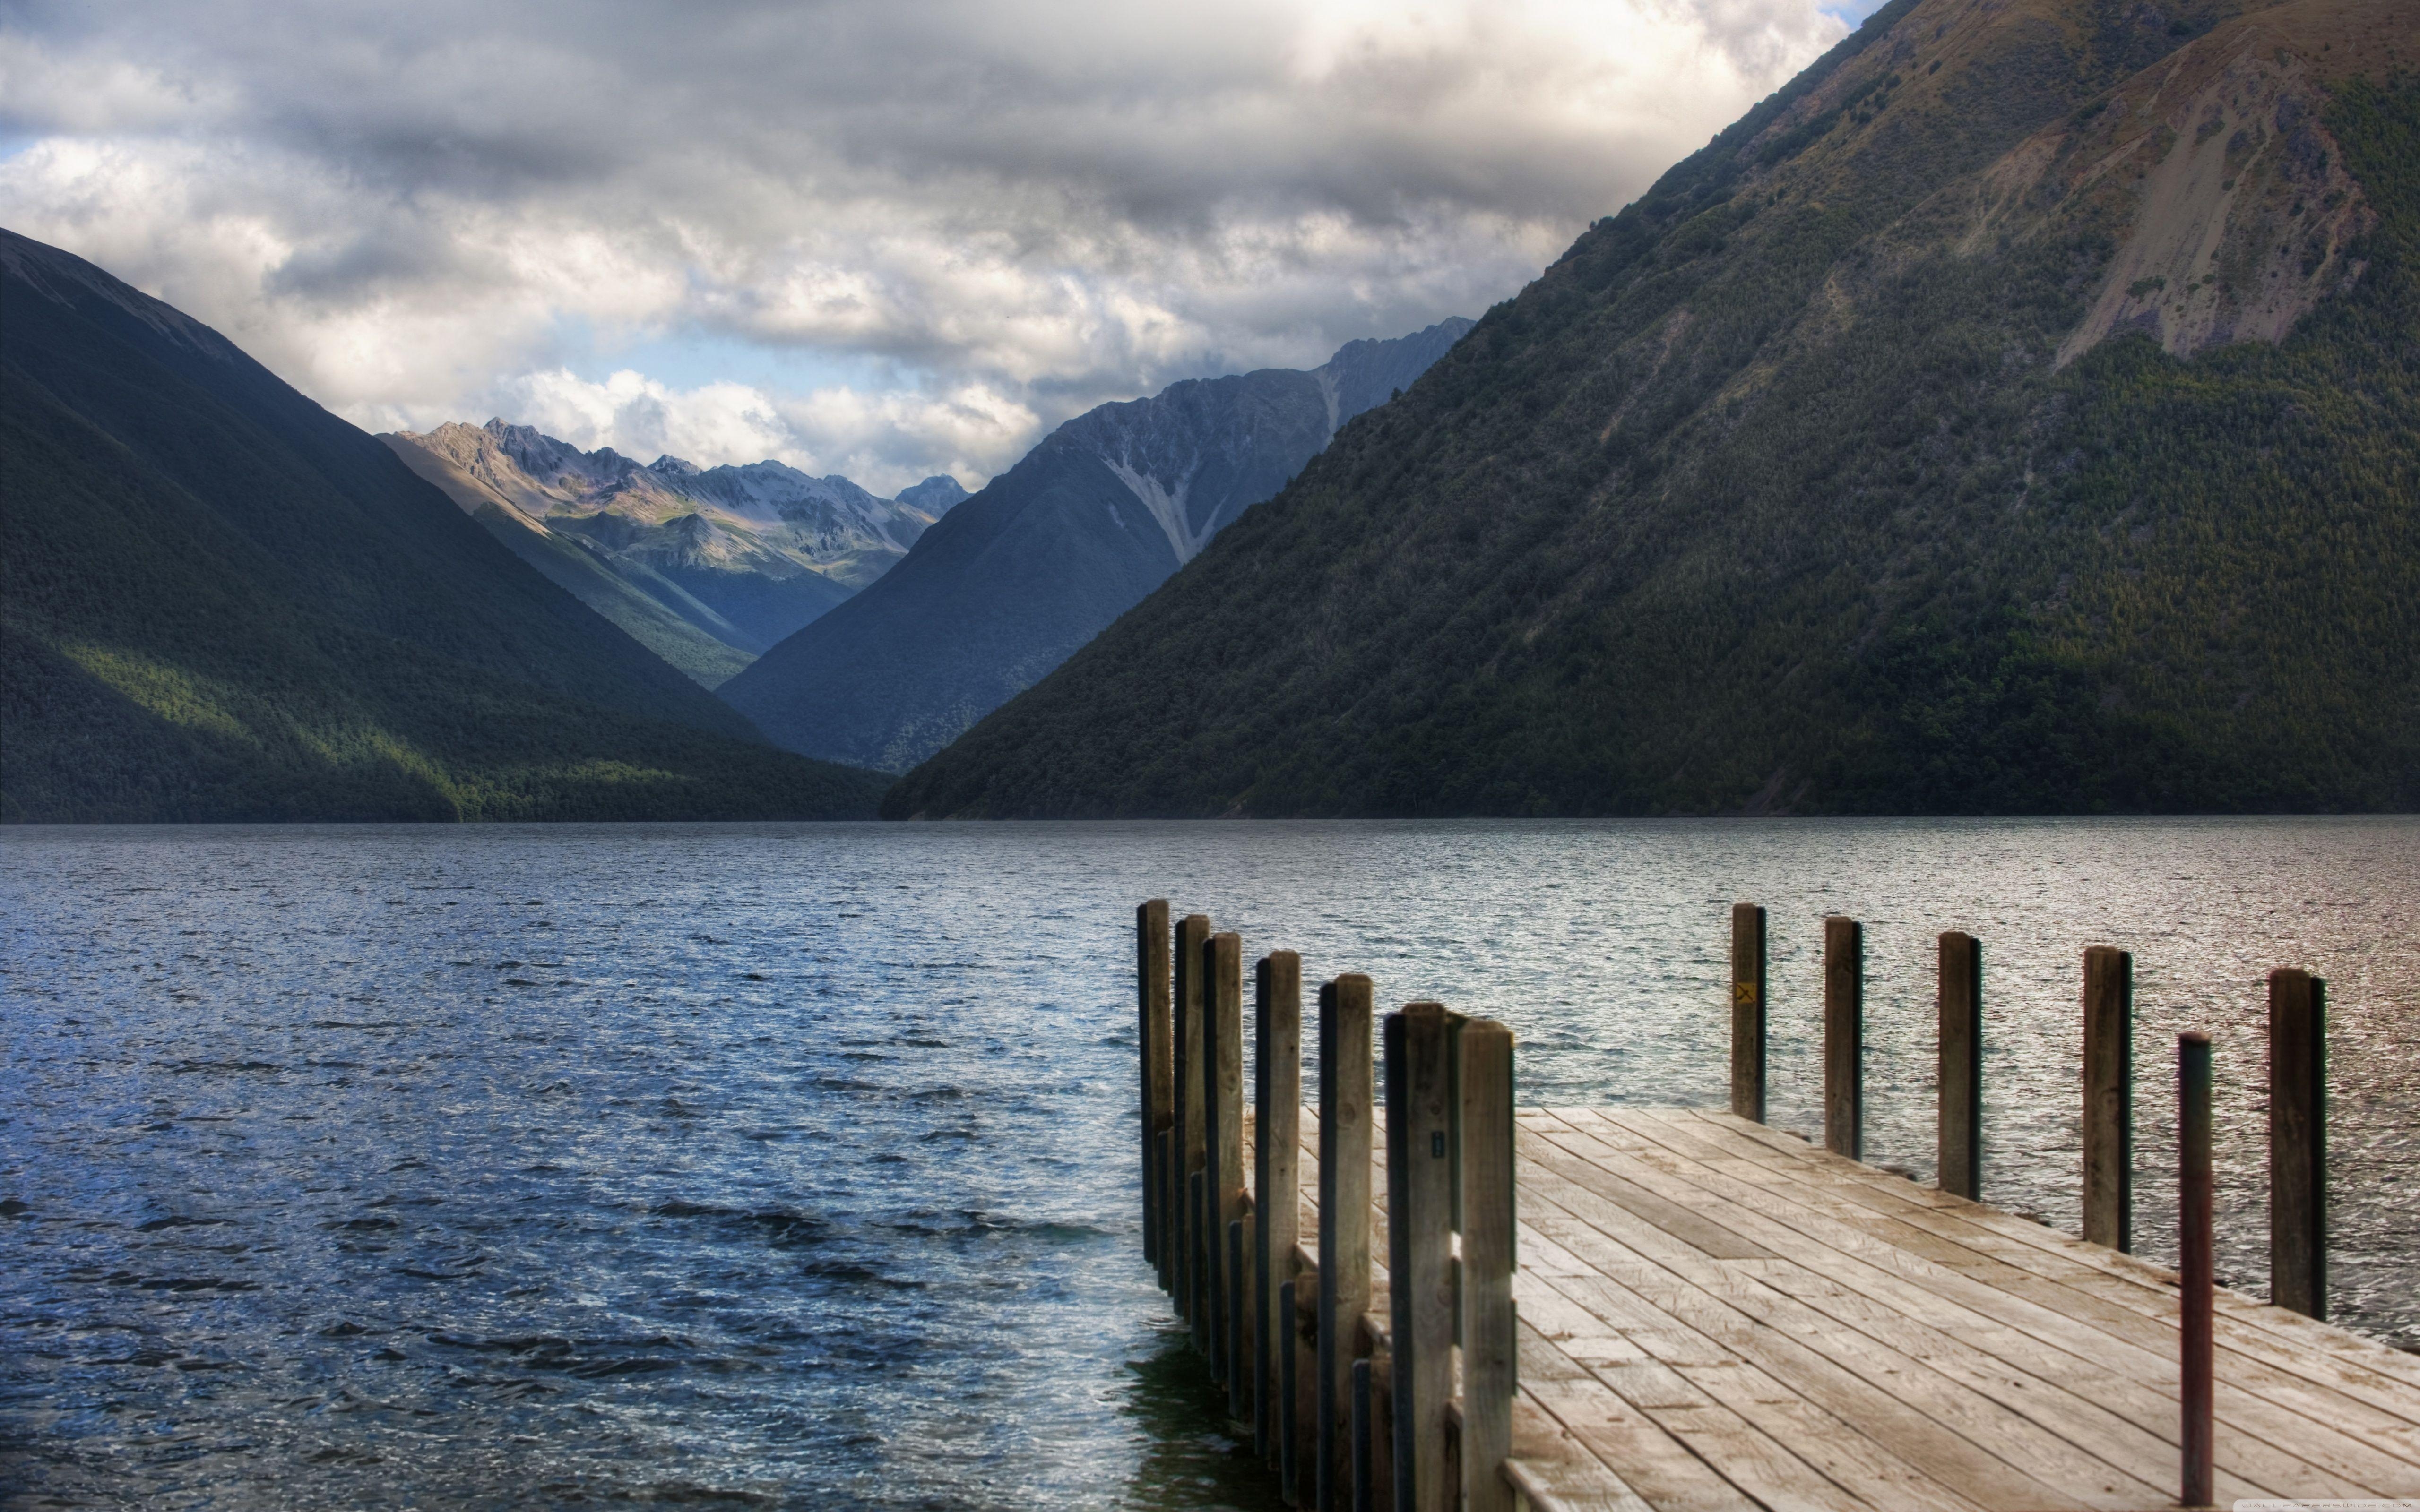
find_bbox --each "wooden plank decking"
[1279,1103,2420,1512]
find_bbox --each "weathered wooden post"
[1938,931,1982,1200]
[1139,901,1172,1268]
[1350,1357,1374,1512]
[1297,1248,1316,1500]
[1824,916,1864,1160]
[1731,903,1767,1122]
[1292,1258,1320,1505]
[1458,1018,1517,1512]
[1206,931,1245,1380]
[1192,1169,1210,1338]
[1366,1332,1394,1511]
[1386,1003,1454,1512]
[1319,974,1375,1512]
[1174,913,1211,1321]
[1255,952,1303,1460]
[1230,1215,1251,1415]
[2179,1031,2214,1508]
[1279,1275,1302,1501]
[2083,945,2134,1252]
[2270,968,2327,1320]
[1155,1127,1175,1291]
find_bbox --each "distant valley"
[718,319,1473,771]
[383,420,965,688]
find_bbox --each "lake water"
[2,817,2414,1509]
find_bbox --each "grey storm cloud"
[0,0,1847,489]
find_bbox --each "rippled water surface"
[2,818,2415,1509]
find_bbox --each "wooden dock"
[1134,900,2420,1512]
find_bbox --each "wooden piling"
[1139,900,1172,1268]
[1291,1257,1320,1505]
[1938,931,1982,1200]
[1824,916,1864,1161]
[1155,1126,1175,1292]
[2179,1031,2214,1508]
[2270,968,2327,1320]
[1366,1333,1395,1512]
[1386,1003,1454,1512]
[2083,945,2134,1253]
[1730,903,1768,1123]
[1458,1019,1517,1512]
[1173,913,1210,1323]
[1319,974,1375,1512]
[1279,1276,1302,1502]
[1255,952,1304,1461]
[1192,1169,1210,1341]
[1205,931,1245,1378]
[1230,1216,1251,1417]
[1350,1357,1374,1512]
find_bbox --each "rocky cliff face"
[716,318,1473,770]
[383,420,967,683]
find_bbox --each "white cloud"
[0,0,1848,484]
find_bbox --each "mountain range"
[717,319,1472,771]
[383,420,964,687]
[0,229,885,822]
[886,0,2420,817]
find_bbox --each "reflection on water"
[1,817,2412,1507]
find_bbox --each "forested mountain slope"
[720,320,1469,772]
[0,231,885,821]
[888,0,2420,818]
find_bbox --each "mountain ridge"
[884,0,2420,818]
[719,318,1472,771]
[1,228,886,821]
[383,418,966,684]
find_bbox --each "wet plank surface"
[1267,1106,2420,1511]
[1499,1108,2420,1511]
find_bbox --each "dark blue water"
[3,818,2414,1509]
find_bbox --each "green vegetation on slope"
[1,234,884,821]
[886,0,2419,817]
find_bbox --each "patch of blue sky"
[1822,0,1898,23]
[551,316,908,398]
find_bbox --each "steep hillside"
[720,320,1471,771]
[385,420,965,682]
[1,230,886,821]
[887,0,2420,818]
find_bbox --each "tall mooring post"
[1174,913,1211,1332]
[1253,951,1303,1462]
[1824,916,1864,1160]
[2082,945,2134,1253]
[1204,932,1245,1381]
[1385,1004,1454,1512]
[1138,900,1172,1267]
[1937,931,1982,1200]
[2178,1031,2215,1508]
[1729,903,1767,1123]
[1317,974,1374,1512]
[2269,968,2327,1320]
[1458,1018,1517,1512]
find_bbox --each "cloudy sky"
[0,0,1868,492]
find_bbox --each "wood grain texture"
[1320,975,1375,1512]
